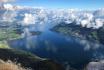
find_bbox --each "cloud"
[23,13,35,25]
[75,38,101,51]
[3,4,14,10]
[2,11,17,22]
[1,4,104,29]
[94,19,104,29]
[18,8,104,29]
[80,20,89,27]
[1,4,17,22]
[0,0,15,3]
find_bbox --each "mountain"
[0,4,104,29]
[0,3,104,70]
[51,22,104,45]
[86,60,104,70]
[0,48,64,70]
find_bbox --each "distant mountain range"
[0,3,104,70]
[0,4,104,29]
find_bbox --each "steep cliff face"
[0,49,64,70]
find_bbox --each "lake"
[8,29,104,69]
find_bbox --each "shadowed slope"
[0,48,64,70]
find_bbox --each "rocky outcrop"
[86,60,104,70]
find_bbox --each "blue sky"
[13,0,104,9]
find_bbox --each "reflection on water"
[22,28,31,49]
[8,29,104,69]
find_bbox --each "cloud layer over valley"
[0,4,104,29]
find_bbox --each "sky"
[12,0,104,10]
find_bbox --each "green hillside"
[52,22,104,45]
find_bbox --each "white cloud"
[3,4,14,10]
[94,19,104,29]
[2,11,17,22]
[23,13,35,26]
[0,4,104,29]
[1,4,17,22]
[20,8,104,29]
[80,20,89,27]
[0,0,14,3]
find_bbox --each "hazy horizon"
[0,0,103,10]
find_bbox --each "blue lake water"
[8,30,104,69]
